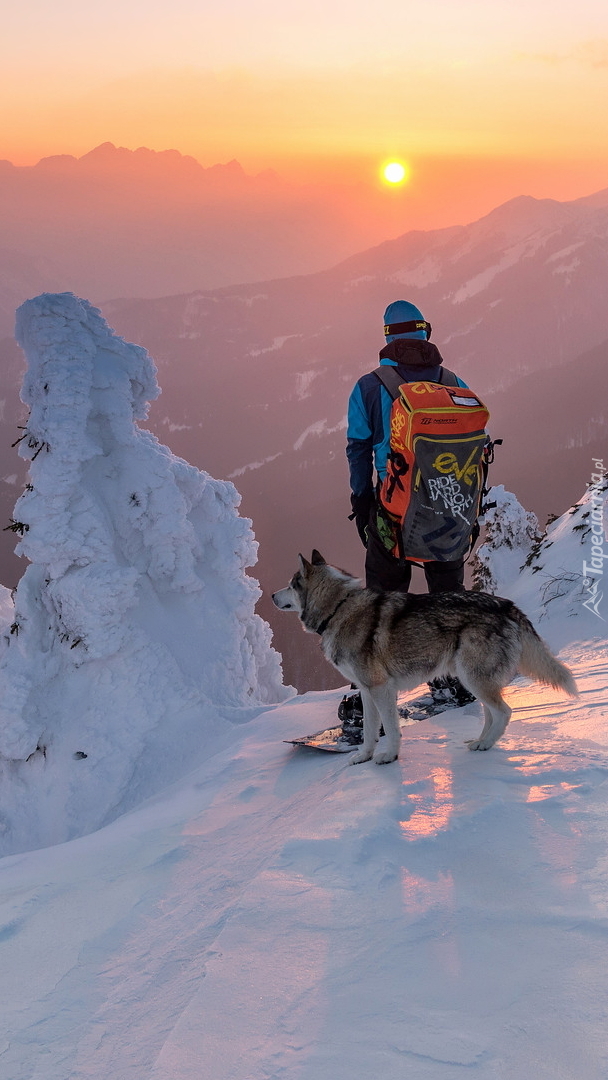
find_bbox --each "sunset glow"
[2,0,608,230]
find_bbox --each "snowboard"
[285,689,475,753]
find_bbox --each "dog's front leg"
[369,681,401,764]
[348,687,381,765]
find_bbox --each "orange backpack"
[374,369,490,562]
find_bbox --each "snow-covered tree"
[0,293,291,853]
[471,485,541,594]
[471,476,608,641]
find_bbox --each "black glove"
[349,491,374,547]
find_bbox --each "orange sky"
[3,0,608,225]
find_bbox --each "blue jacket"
[347,339,468,498]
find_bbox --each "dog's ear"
[311,549,326,566]
[298,553,312,575]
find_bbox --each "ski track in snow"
[1,643,607,1080]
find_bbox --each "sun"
[382,161,409,185]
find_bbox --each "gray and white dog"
[272,550,578,765]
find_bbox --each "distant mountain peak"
[78,142,199,170]
[474,193,570,228]
[205,158,247,177]
[82,141,117,158]
[35,153,79,170]
[31,143,250,182]
[574,185,608,209]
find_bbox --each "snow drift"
[0,293,290,855]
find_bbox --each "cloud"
[576,39,608,69]
[522,39,608,70]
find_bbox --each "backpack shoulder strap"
[374,365,460,394]
[438,367,459,387]
[372,366,406,400]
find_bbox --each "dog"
[272,550,578,765]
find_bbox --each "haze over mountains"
[0,143,414,329]
[0,182,607,688]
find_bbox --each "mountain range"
[0,143,407,327]
[1,185,607,688]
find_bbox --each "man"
[341,299,475,722]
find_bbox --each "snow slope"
[0,645,606,1080]
[0,478,607,1078]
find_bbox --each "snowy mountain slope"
[0,294,289,856]
[0,471,606,1077]
[105,189,608,395]
[0,640,606,1079]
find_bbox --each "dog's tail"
[517,617,578,698]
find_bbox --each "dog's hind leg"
[370,681,401,764]
[349,687,382,765]
[464,688,511,751]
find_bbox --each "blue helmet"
[383,300,431,343]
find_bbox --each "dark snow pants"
[364,519,465,594]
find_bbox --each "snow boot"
[428,675,476,708]
[338,689,364,743]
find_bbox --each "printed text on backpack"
[374,373,490,562]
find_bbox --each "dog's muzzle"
[271,588,295,611]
